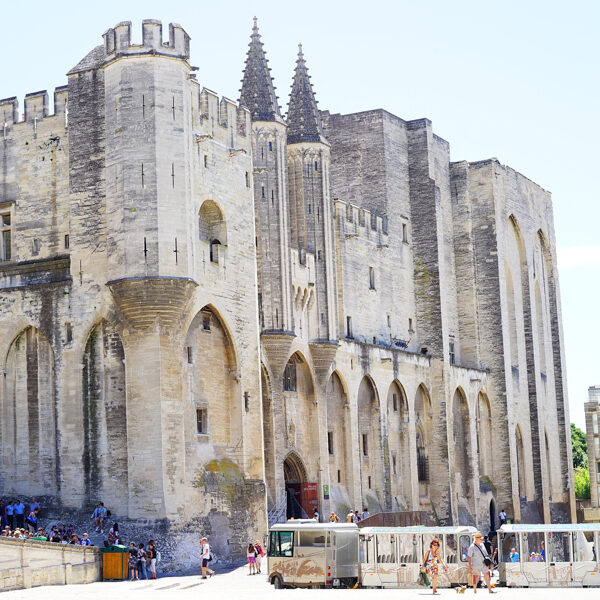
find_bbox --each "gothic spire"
[286,43,327,145]
[239,17,282,122]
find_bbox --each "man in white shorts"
[468,532,495,593]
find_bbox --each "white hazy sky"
[1,0,598,429]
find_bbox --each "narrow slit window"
[346,316,352,339]
[187,346,193,364]
[268,141,272,152]
[327,431,334,455]
[337,469,341,483]
[283,360,297,391]
[368,475,372,489]
[362,433,368,456]
[196,408,207,434]
[245,171,250,187]
[369,266,375,290]
[204,155,208,168]
[1,213,12,261]
[64,234,70,249]
[393,393,398,412]
[402,223,408,243]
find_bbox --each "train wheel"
[272,575,283,589]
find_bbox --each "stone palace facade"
[0,19,575,556]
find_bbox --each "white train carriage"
[498,523,600,587]
[359,526,478,588]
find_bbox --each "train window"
[396,534,419,563]
[573,531,595,561]
[459,536,471,562]
[548,532,570,563]
[521,531,546,562]
[299,532,326,547]
[360,536,375,564]
[377,534,396,563]
[501,533,518,562]
[268,531,294,557]
[445,534,458,563]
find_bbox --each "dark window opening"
[337,469,341,483]
[196,408,207,434]
[417,447,429,482]
[387,314,391,328]
[362,433,368,456]
[204,155,208,168]
[449,340,456,365]
[268,141,272,152]
[392,454,397,475]
[369,266,375,290]
[368,475,372,489]
[314,160,318,172]
[283,360,297,391]
[393,393,398,412]
[261,186,265,198]
[327,431,334,455]
[64,234,70,249]
[402,223,408,243]
[187,346,193,364]
[1,213,12,260]
[245,171,250,187]
[202,314,211,331]
[65,323,73,344]
[210,239,220,263]
[346,316,353,339]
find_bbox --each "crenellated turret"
[286,44,336,342]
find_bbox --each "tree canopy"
[571,423,588,470]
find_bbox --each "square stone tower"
[585,385,600,509]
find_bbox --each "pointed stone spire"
[286,43,327,145]
[239,17,282,122]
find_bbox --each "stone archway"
[284,452,316,519]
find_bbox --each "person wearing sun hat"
[468,532,495,593]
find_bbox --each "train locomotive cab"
[267,521,359,589]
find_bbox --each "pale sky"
[1,0,598,429]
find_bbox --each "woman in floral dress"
[421,538,448,594]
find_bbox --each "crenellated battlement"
[198,88,250,141]
[1,86,68,130]
[334,199,389,246]
[102,19,190,61]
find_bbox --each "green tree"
[571,423,588,469]
[574,467,590,499]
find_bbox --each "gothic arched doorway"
[284,452,317,519]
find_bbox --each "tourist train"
[267,522,600,589]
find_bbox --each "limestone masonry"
[0,19,575,560]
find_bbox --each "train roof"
[360,526,478,535]
[270,522,359,532]
[499,523,600,533]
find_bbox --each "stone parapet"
[0,538,100,591]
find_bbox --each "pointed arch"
[415,384,432,491]
[184,305,239,446]
[452,387,472,498]
[477,391,492,478]
[326,370,352,506]
[198,200,227,244]
[2,327,57,495]
[387,380,411,507]
[358,375,382,508]
[82,319,128,511]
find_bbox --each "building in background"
[584,386,600,517]
[0,18,575,562]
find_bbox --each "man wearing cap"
[200,536,215,579]
[468,532,495,593]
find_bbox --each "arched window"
[199,200,227,264]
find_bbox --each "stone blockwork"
[0,17,574,567]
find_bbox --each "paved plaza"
[2,566,600,599]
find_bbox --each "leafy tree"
[571,423,588,469]
[574,467,590,499]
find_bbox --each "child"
[247,543,256,575]
[129,541,139,580]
